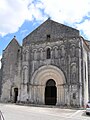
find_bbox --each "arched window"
[47,48,51,59]
[47,34,50,40]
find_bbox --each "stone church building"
[0,19,90,107]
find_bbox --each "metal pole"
[0,110,5,120]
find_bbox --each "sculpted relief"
[53,46,58,59]
[23,50,29,61]
[22,66,28,84]
[70,63,77,83]
[59,45,66,66]
[60,45,66,57]
[70,44,76,57]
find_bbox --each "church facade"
[0,19,90,107]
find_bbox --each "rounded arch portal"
[31,65,65,85]
[31,65,66,105]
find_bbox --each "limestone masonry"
[0,19,90,107]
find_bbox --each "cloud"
[0,0,47,36]
[75,19,90,39]
[20,29,29,38]
[0,0,90,40]
[39,0,90,39]
[41,0,90,24]
[0,0,32,36]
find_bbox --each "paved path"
[0,104,90,120]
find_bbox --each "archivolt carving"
[31,65,66,86]
[53,46,58,58]
[45,46,52,50]
[23,50,29,61]
[22,65,28,69]
[53,46,58,50]
[32,49,37,53]
[39,48,43,51]
[70,44,76,57]
[39,48,44,60]
[32,49,37,60]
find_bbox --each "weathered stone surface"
[0,19,90,107]
[1,38,21,102]
[23,19,79,45]
[0,69,2,98]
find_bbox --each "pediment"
[23,19,79,45]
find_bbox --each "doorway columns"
[31,65,66,105]
[57,85,64,105]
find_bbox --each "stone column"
[37,86,43,104]
[29,85,34,103]
[20,84,28,102]
[39,85,45,104]
[32,85,45,104]
[57,85,64,105]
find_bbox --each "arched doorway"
[31,65,65,105]
[45,79,57,105]
[14,88,18,103]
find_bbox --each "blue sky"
[0,20,40,54]
[0,0,90,68]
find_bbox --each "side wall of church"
[1,40,21,102]
[81,40,89,107]
[88,53,90,100]
[86,41,90,100]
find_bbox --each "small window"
[18,49,20,52]
[73,93,76,99]
[47,48,51,59]
[47,34,50,39]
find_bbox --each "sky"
[0,0,90,68]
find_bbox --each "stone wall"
[1,38,21,102]
[21,36,83,106]
[0,69,2,98]
[88,52,90,100]
[23,19,79,45]
[1,19,90,107]
[86,41,90,100]
[28,37,80,83]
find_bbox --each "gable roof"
[3,37,20,52]
[23,19,79,45]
